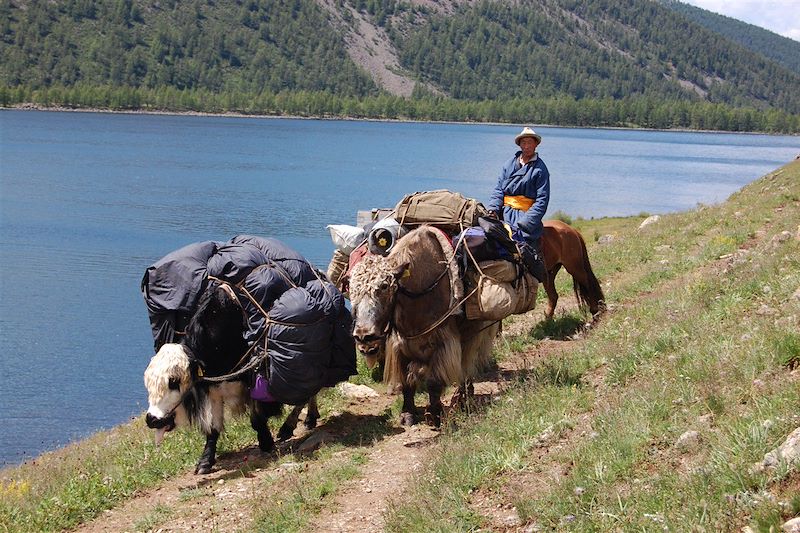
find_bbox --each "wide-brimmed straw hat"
[514,126,542,145]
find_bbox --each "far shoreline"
[3,103,795,137]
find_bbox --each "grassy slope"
[1,160,798,531]
[385,159,800,531]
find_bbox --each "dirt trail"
[307,328,581,533]
[308,424,439,532]
[73,305,583,533]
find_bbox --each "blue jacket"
[488,152,550,242]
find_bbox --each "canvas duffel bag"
[394,190,488,234]
[465,260,538,321]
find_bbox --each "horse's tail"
[573,235,606,316]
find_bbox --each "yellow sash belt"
[503,195,534,210]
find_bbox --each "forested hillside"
[0,0,377,95]
[390,0,800,113]
[2,0,799,132]
[660,0,800,75]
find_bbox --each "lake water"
[1,109,798,466]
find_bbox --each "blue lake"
[0,109,798,466]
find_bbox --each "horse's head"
[143,343,203,445]
[348,254,408,368]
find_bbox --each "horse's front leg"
[424,379,445,428]
[544,264,562,319]
[195,429,219,474]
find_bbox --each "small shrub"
[775,332,800,369]
[549,210,573,225]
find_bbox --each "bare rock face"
[316,0,440,97]
[338,382,379,399]
[675,430,701,451]
[761,427,800,469]
[597,234,615,245]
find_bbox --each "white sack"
[327,224,365,255]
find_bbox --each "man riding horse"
[487,126,549,283]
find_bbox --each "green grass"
[0,418,207,532]
[133,503,172,532]
[531,313,588,341]
[248,449,367,533]
[0,362,377,533]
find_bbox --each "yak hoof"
[258,430,276,451]
[195,460,214,475]
[400,412,416,426]
[303,416,318,431]
[277,425,295,441]
[424,409,442,428]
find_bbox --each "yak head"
[143,343,202,445]
[348,254,408,368]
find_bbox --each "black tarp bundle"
[142,235,356,405]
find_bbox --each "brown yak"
[349,225,499,427]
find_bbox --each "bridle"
[383,252,477,340]
[396,263,449,298]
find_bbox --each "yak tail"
[573,237,606,315]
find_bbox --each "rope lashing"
[200,264,330,384]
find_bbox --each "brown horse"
[541,219,605,319]
[349,226,499,427]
